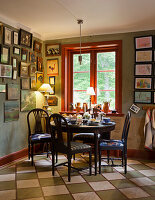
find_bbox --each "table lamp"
[86,87,95,109]
[38,83,54,108]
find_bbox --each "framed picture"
[7,84,20,100]
[4,101,19,122]
[37,57,43,72]
[136,50,153,62]
[36,72,44,84]
[13,31,19,45]
[29,52,36,64]
[135,77,152,89]
[49,86,55,95]
[49,76,55,85]
[13,47,20,55]
[20,90,36,112]
[47,59,58,76]
[0,84,6,92]
[3,27,12,45]
[0,64,12,78]
[135,64,152,76]
[21,48,28,62]
[20,62,29,77]
[12,57,17,68]
[47,96,58,106]
[0,45,10,64]
[30,76,36,89]
[135,36,153,49]
[153,92,155,104]
[19,29,32,48]
[134,91,152,104]
[29,64,36,76]
[45,44,60,56]
[34,40,42,53]
[21,78,30,90]
[130,104,140,113]
[12,69,17,80]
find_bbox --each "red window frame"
[61,40,122,113]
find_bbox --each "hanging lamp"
[77,19,83,65]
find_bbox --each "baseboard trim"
[127,149,155,160]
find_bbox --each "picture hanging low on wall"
[134,91,152,104]
[0,64,12,78]
[21,78,30,90]
[7,84,20,100]
[4,101,19,122]
[20,90,36,112]
[0,84,6,92]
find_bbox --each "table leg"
[94,132,98,175]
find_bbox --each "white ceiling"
[0,0,155,41]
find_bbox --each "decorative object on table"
[135,64,152,76]
[83,103,88,112]
[3,27,12,45]
[0,64,12,78]
[20,62,29,77]
[135,77,152,89]
[29,64,36,76]
[0,84,6,92]
[7,84,20,100]
[21,78,30,90]
[83,112,91,119]
[29,52,36,64]
[49,76,55,85]
[77,19,83,65]
[47,96,58,106]
[33,40,42,53]
[47,59,59,76]
[134,91,152,104]
[19,29,32,48]
[30,76,36,89]
[36,72,43,84]
[69,103,74,111]
[0,45,10,64]
[38,83,54,107]
[45,44,60,56]
[102,100,110,113]
[13,47,20,55]
[4,101,19,122]
[130,104,140,114]
[135,35,153,49]
[12,57,17,68]
[21,48,28,62]
[86,87,95,109]
[13,31,19,45]
[37,57,43,72]
[136,50,153,62]
[75,102,81,112]
[12,69,17,80]
[20,90,36,112]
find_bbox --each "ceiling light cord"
[77,19,83,65]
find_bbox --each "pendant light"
[77,19,83,65]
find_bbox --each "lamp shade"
[86,87,95,95]
[38,83,54,93]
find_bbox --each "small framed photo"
[49,76,55,85]
[12,69,17,80]
[21,78,30,90]
[0,84,6,92]
[45,44,60,56]
[0,45,10,64]
[29,64,36,76]
[4,101,19,122]
[130,104,140,113]
[7,84,20,100]
[135,36,153,49]
[134,91,152,104]
[36,72,44,84]
[19,29,32,48]
[21,48,28,62]
[37,57,43,72]
[12,57,17,68]
[47,96,58,106]
[3,27,12,45]
[153,92,155,104]
[13,47,20,55]
[30,76,36,89]
[136,50,153,62]
[135,64,152,76]
[47,59,59,76]
[49,86,55,95]
[0,64,12,78]
[13,31,19,45]
[34,40,42,53]
[20,62,29,77]
[135,77,152,89]
[29,52,36,64]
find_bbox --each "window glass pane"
[73,91,90,105]
[97,52,115,110]
[73,54,90,72]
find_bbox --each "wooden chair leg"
[47,143,49,158]
[31,144,34,166]
[68,154,71,182]
[28,142,30,160]
[99,148,101,174]
[107,150,110,163]
[89,150,92,176]
[121,150,124,167]
[52,151,55,176]
[124,149,127,174]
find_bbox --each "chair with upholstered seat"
[27,108,51,165]
[98,111,131,174]
[49,113,92,182]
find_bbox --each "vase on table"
[103,102,110,113]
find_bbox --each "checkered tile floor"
[0,154,155,200]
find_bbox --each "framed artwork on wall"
[4,101,19,122]
[20,62,29,77]
[29,52,36,64]
[7,84,20,100]
[135,64,152,76]
[36,72,43,84]
[0,45,10,64]
[0,84,6,92]
[3,27,12,45]
[12,69,17,80]
[21,48,28,62]
[135,36,153,49]
[29,64,36,76]
[19,29,32,48]
[136,50,153,62]
[45,44,60,56]
[153,92,155,104]
[30,76,36,89]
[13,31,19,45]
[21,78,30,90]
[134,91,152,104]
[0,64,12,78]
[47,96,58,106]
[20,90,36,112]
[49,76,55,85]
[135,77,152,89]
[34,41,42,53]
[12,57,17,68]
[37,57,43,72]
[47,59,58,76]
[13,47,20,55]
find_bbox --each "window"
[61,41,122,113]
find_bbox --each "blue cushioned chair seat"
[100,140,124,150]
[31,133,51,142]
